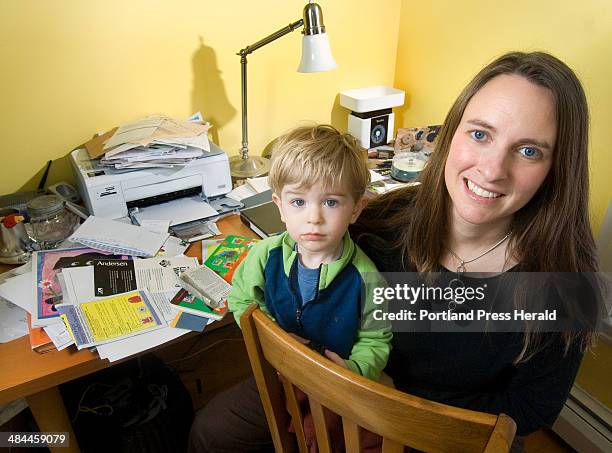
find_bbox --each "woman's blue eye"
[518,147,540,159]
[291,199,305,207]
[324,199,338,207]
[470,130,487,141]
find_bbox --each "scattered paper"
[103,117,165,151]
[43,323,74,351]
[0,272,35,313]
[96,325,191,362]
[71,216,169,257]
[0,300,28,343]
[30,247,132,327]
[131,196,218,227]
[56,290,167,349]
[139,219,171,234]
[246,176,270,193]
[227,184,256,202]
[157,235,189,257]
[369,169,385,183]
[60,255,199,322]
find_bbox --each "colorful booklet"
[170,288,227,321]
[31,247,132,327]
[204,235,258,283]
[56,289,166,349]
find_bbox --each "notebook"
[239,201,285,238]
[70,216,169,257]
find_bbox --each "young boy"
[229,124,391,381]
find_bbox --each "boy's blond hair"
[268,124,370,202]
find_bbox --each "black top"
[349,205,584,436]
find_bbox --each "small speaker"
[348,108,394,149]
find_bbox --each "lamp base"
[229,155,271,179]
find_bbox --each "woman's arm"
[460,334,584,435]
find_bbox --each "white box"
[340,86,405,113]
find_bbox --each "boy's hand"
[324,349,348,369]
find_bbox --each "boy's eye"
[470,130,487,141]
[518,147,541,159]
[290,199,305,207]
[324,199,338,207]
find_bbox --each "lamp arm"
[238,19,304,57]
[237,19,304,160]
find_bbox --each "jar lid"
[27,194,65,219]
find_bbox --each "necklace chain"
[447,232,512,274]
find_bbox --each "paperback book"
[204,235,258,283]
[179,265,232,309]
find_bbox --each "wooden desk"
[0,215,255,452]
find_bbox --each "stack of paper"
[95,114,213,169]
[70,216,169,257]
[0,235,203,360]
[227,176,270,202]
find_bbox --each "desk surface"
[0,215,255,405]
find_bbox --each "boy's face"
[272,181,367,263]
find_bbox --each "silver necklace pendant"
[447,276,465,311]
[456,261,467,274]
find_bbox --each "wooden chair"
[240,304,517,453]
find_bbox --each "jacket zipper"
[294,262,322,331]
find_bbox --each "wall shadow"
[330,93,348,132]
[16,155,74,193]
[393,92,412,130]
[191,36,237,146]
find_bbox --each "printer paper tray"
[131,196,218,227]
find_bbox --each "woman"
[351,51,597,439]
[189,51,597,451]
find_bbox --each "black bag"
[60,354,193,453]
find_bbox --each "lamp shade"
[297,33,337,73]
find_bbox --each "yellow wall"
[393,0,612,232]
[1,0,609,230]
[0,0,401,193]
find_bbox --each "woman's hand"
[324,349,348,369]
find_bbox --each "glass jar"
[27,195,78,249]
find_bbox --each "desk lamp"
[229,1,337,178]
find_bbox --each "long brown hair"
[356,51,597,360]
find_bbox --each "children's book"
[170,288,227,321]
[204,235,258,283]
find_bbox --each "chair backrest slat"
[309,398,332,453]
[342,418,361,452]
[241,305,294,452]
[382,437,405,453]
[241,305,516,452]
[281,379,308,453]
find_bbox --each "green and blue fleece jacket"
[229,231,392,381]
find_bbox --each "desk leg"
[26,386,80,453]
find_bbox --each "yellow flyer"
[55,290,166,349]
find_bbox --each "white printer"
[70,142,233,221]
